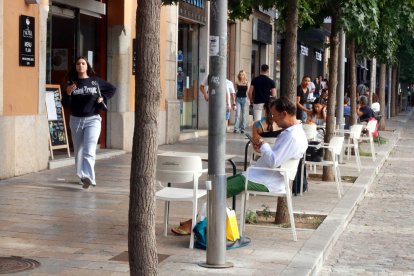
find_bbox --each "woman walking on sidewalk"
[233,70,250,133]
[62,56,116,189]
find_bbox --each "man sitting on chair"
[172,97,308,235]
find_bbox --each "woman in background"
[233,70,250,133]
[62,56,116,189]
[252,97,280,141]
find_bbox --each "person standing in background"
[307,77,316,99]
[62,56,116,189]
[314,77,321,98]
[248,64,277,121]
[234,70,249,133]
[296,76,312,122]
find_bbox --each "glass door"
[178,22,199,129]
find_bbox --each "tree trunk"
[275,0,298,225]
[322,13,339,182]
[378,64,386,130]
[391,66,398,117]
[129,1,161,275]
[284,0,298,102]
[348,38,358,126]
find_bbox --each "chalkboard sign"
[45,85,70,159]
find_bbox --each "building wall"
[160,5,180,144]
[0,0,49,180]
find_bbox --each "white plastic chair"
[301,136,344,198]
[155,154,207,249]
[346,124,363,171]
[359,119,377,161]
[303,124,317,141]
[239,158,300,241]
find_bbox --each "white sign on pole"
[209,36,219,56]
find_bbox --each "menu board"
[45,85,70,159]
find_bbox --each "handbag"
[306,141,323,162]
[96,82,108,111]
[226,208,240,241]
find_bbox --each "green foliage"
[245,210,258,224]
[261,204,272,218]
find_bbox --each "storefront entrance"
[177,22,199,130]
[46,1,107,147]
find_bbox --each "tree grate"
[0,256,40,274]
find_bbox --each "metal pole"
[369,58,376,105]
[199,0,233,269]
[336,30,345,163]
[388,66,392,119]
[272,13,278,95]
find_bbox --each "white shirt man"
[241,97,308,193]
[199,75,236,112]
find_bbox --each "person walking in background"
[296,76,312,122]
[200,75,236,127]
[234,70,249,133]
[62,56,116,189]
[248,64,277,121]
[226,79,237,127]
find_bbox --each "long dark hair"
[66,56,96,82]
[264,97,276,132]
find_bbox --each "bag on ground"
[193,218,207,250]
[193,217,250,250]
[226,208,240,241]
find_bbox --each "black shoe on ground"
[241,130,245,133]
[82,177,93,189]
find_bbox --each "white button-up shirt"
[242,123,308,193]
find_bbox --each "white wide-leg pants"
[70,115,101,185]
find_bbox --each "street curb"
[281,111,411,276]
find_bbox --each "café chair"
[239,158,301,241]
[155,154,207,249]
[359,119,377,161]
[301,136,344,198]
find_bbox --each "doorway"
[47,4,107,148]
[178,21,199,130]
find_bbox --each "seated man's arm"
[256,132,297,168]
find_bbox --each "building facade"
[0,0,280,179]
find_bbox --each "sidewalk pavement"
[0,110,411,275]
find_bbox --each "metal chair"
[301,136,345,198]
[239,158,301,241]
[155,154,207,249]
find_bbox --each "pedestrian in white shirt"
[199,75,236,126]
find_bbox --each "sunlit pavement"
[0,109,411,275]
